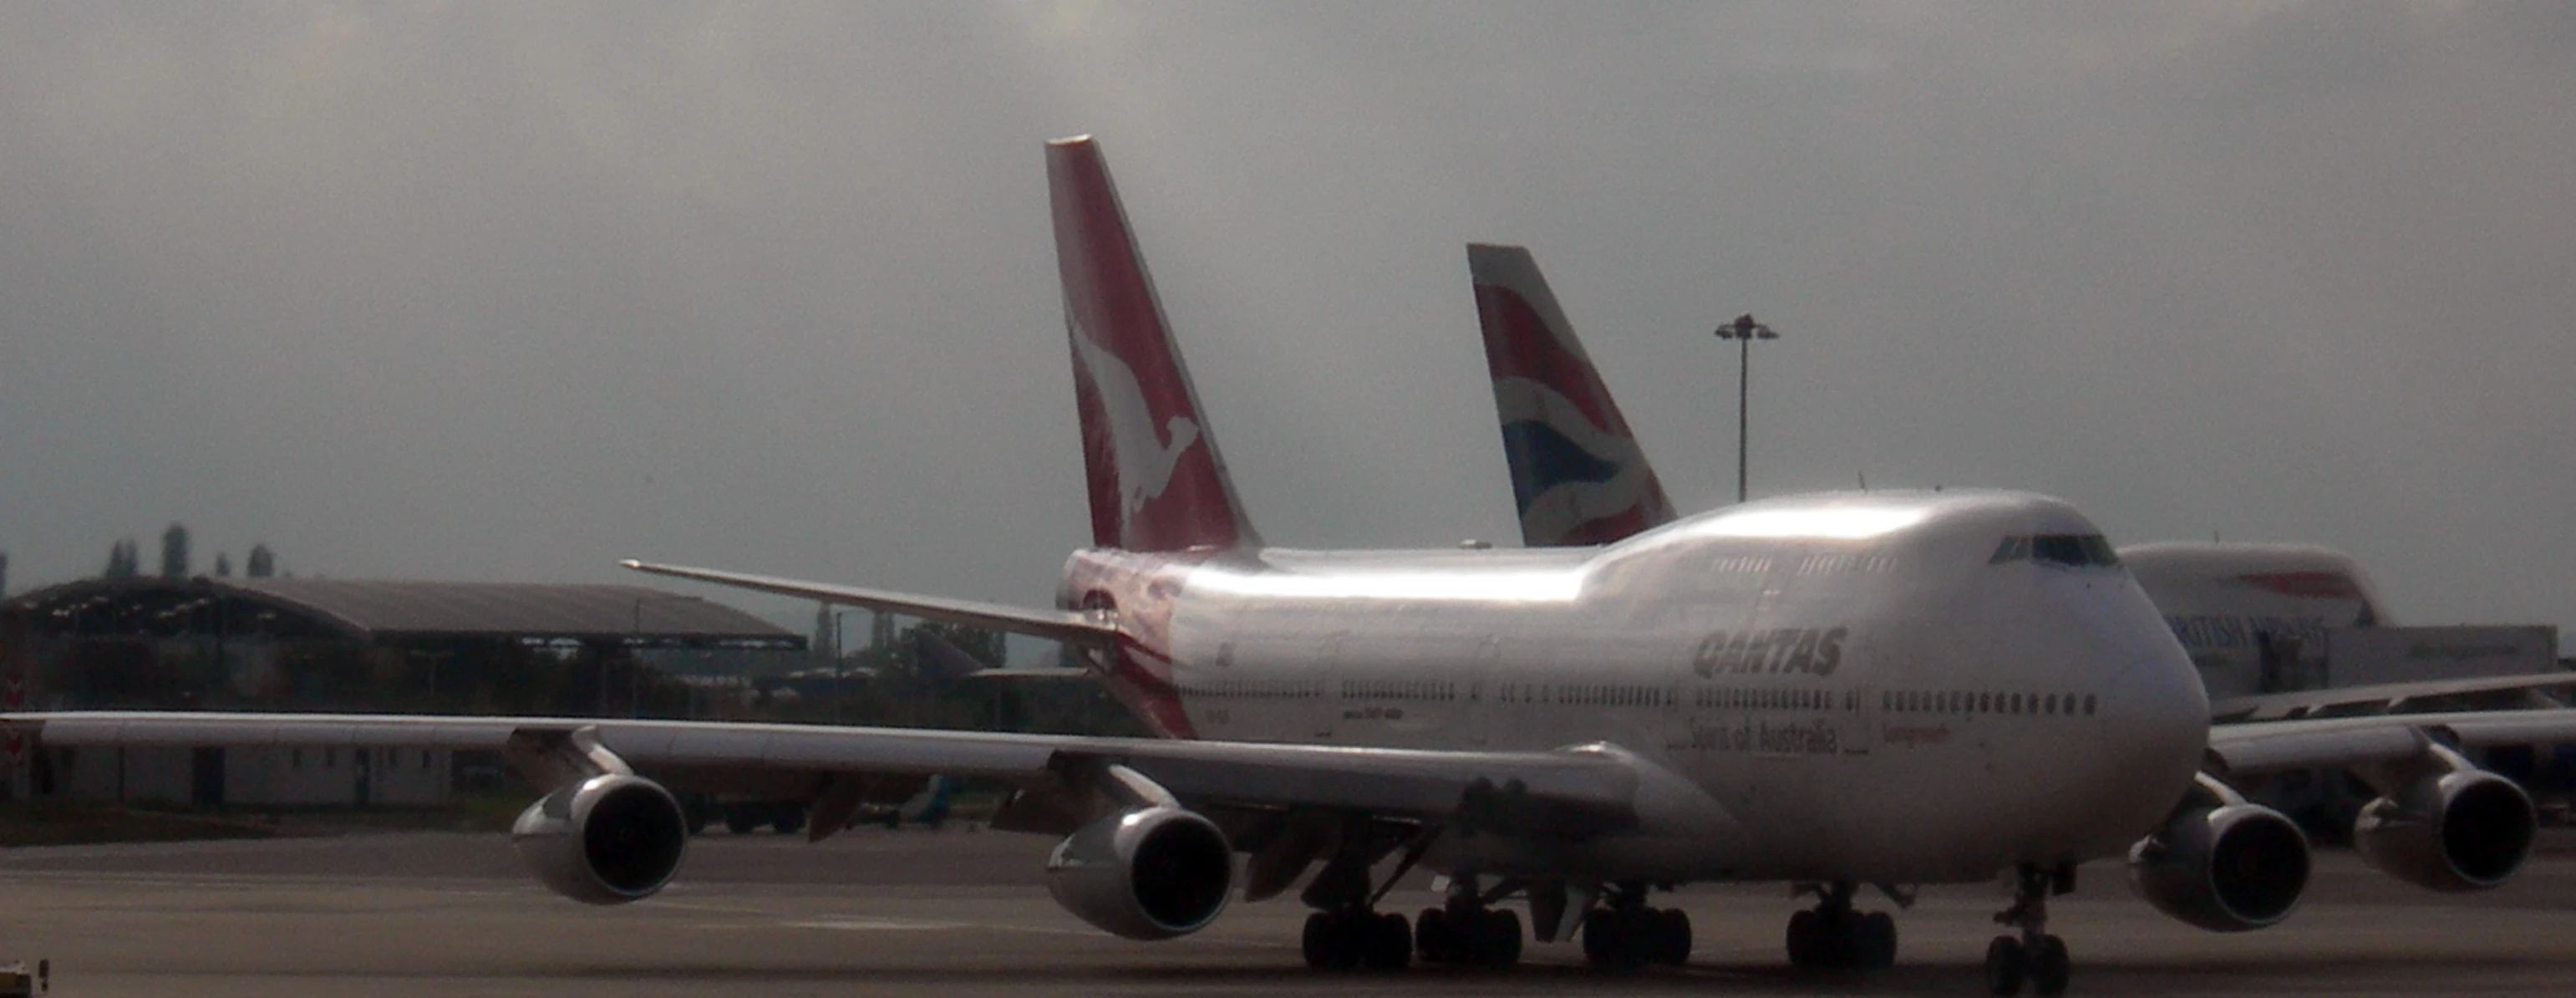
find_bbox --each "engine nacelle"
[1044,806,1233,939]
[512,773,690,905]
[2129,802,2310,932]
[2354,769,2535,892]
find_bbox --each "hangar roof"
[4,577,800,649]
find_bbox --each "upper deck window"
[1990,533,2120,568]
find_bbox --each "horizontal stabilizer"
[619,559,1117,648]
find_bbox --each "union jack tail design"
[1048,136,1260,552]
[1470,243,1676,547]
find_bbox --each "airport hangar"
[0,577,802,808]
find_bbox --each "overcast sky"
[3,3,2571,649]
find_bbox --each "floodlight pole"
[1714,313,1779,504]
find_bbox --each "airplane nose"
[2036,576,2208,790]
[2088,649,2211,833]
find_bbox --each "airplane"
[1466,242,2572,703]
[8,136,2568,997]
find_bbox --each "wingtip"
[617,558,645,571]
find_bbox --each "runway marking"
[781,916,975,931]
[648,899,780,916]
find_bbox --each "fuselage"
[2121,541,2393,699]
[1058,490,2209,886]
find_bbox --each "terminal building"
[0,577,800,807]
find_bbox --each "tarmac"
[7,826,2576,996]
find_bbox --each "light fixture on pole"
[1713,313,1779,504]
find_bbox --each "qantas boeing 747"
[10,136,2568,996]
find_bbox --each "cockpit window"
[1991,533,2120,568]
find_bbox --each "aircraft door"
[1466,637,1501,746]
[1313,632,1346,741]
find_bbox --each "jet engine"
[512,773,691,905]
[1045,806,1234,939]
[2353,768,2535,892]
[2129,798,2309,933]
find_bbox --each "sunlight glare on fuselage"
[1685,506,1928,541]
[1185,566,1585,603]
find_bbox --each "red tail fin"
[1047,135,1259,552]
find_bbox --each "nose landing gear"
[1984,863,2073,995]
[1784,881,1897,970]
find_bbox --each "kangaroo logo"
[1072,323,1202,522]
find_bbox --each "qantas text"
[1691,626,1848,679]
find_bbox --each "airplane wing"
[2207,706,2576,776]
[619,559,1118,649]
[4,711,1639,838]
[2209,673,2576,722]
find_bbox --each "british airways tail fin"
[1469,243,1676,547]
[1047,135,1259,552]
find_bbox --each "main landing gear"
[1298,839,1416,970]
[1301,878,1529,970]
[1303,822,1517,970]
[1784,881,1897,970]
[1984,863,2072,996]
[1414,877,1524,967]
[1302,908,1413,970]
[1580,882,1690,970]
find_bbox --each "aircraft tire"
[1786,909,1823,967]
[2029,935,2069,996]
[1302,912,1350,970]
[1984,935,2026,995]
[1860,910,1897,969]
[1414,908,1455,963]
[1369,912,1413,970]
[1654,908,1692,965]
[1582,908,1615,966]
[1481,909,1522,967]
